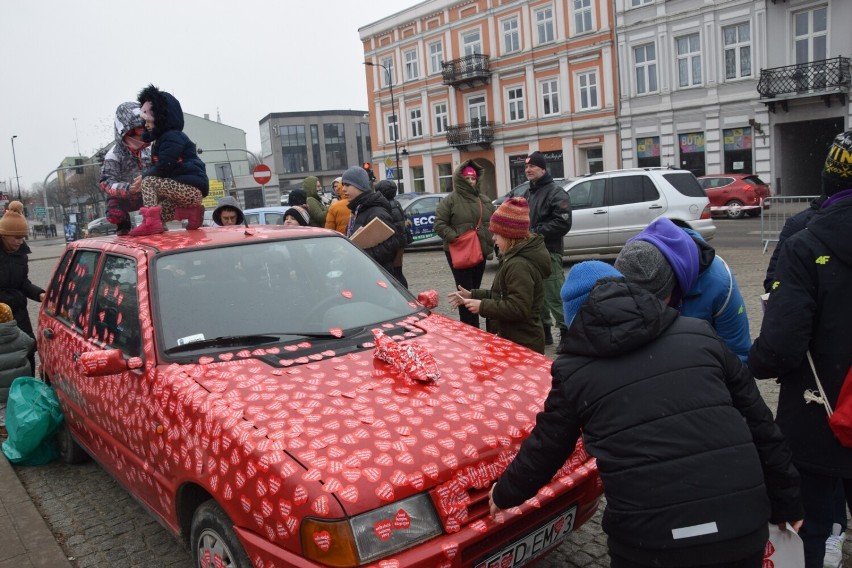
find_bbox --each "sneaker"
[824,523,845,568]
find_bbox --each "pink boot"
[175,205,204,230]
[128,206,165,236]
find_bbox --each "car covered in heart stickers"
[37,225,602,568]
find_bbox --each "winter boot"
[175,205,204,230]
[543,325,553,346]
[128,206,165,236]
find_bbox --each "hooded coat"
[212,196,244,226]
[470,234,550,353]
[325,183,350,234]
[492,278,802,566]
[0,319,35,402]
[137,85,208,194]
[433,159,495,258]
[0,240,44,339]
[750,192,852,477]
[302,176,328,227]
[346,190,399,273]
[99,102,151,199]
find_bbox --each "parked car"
[396,192,450,247]
[697,174,772,219]
[84,216,117,236]
[559,168,716,256]
[243,206,290,225]
[38,227,603,568]
[492,178,575,207]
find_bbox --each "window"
[794,6,827,64]
[577,71,599,110]
[437,163,453,192]
[586,148,603,174]
[310,124,321,171]
[90,255,141,357]
[386,114,399,142]
[355,123,365,166]
[573,0,593,34]
[566,179,605,209]
[507,87,525,122]
[502,17,520,53]
[323,123,347,171]
[636,136,661,168]
[676,33,702,88]
[631,0,652,5]
[57,250,100,331]
[540,79,560,116]
[723,23,751,80]
[611,176,660,206]
[404,48,419,81]
[44,251,72,316]
[634,43,658,95]
[279,125,308,174]
[412,166,425,193]
[535,6,555,44]
[433,102,448,134]
[380,56,395,86]
[461,29,482,56]
[428,41,443,75]
[409,108,423,138]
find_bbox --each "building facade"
[360,0,619,199]
[259,110,372,200]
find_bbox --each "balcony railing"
[441,54,491,87]
[446,120,494,148]
[757,56,850,99]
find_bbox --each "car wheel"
[746,209,762,218]
[724,200,745,219]
[57,422,90,464]
[191,500,252,568]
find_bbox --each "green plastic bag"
[2,377,63,465]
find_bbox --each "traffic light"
[75,158,84,174]
[363,162,376,182]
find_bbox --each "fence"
[759,195,820,253]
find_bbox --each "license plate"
[475,506,577,568]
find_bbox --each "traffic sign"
[384,157,393,168]
[253,164,272,185]
[35,206,46,217]
[385,168,395,180]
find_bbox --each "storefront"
[636,137,661,168]
[722,127,753,174]
[678,132,706,177]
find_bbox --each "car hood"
[177,313,587,518]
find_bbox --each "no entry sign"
[253,164,272,185]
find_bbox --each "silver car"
[395,192,450,248]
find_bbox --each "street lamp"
[364,61,401,189]
[10,135,21,200]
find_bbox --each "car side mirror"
[78,349,140,377]
[416,290,439,310]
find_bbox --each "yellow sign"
[203,180,225,209]
[384,157,393,168]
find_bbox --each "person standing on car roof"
[302,176,328,228]
[521,151,571,345]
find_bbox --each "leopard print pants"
[141,176,203,222]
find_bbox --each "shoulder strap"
[712,257,734,319]
[804,351,834,417]
[476,199,483,230]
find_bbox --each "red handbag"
[448,200,484,270]
[805,352,852,447]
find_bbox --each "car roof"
[243,206,291,214]
[73,225,337,252]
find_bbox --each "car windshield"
[153,236,419,352]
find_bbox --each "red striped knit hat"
[490,197,530,239]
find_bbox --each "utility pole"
[10,135,21,200]
[364,61,401,190]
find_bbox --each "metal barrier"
[760,195,820,253]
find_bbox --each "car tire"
[724,200,745,219]
[191,500,253,568]
[57,422,90,464]
[746,209,762,218]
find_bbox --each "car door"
[606,175,665,247]
[563,179,608,253]
[406,196,443,243]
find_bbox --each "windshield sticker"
[177,333,205,346]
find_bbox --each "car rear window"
[663,172,706,197]
[743,175,768,186]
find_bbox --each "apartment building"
[359,0,619,199]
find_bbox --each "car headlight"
[302,493,442,567]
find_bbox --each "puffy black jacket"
[762,195,826,293]
[750,193,852,477]
[0,241,44,339]
[493,279,802,566]
[347,190,399,273]
[522,173,571,254]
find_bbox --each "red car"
[697,174,772,219]
[38,226,602,568]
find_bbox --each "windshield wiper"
[165,334,281,354]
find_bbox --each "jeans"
[444,251,486,328]
[798,470,852,568]
[541,251,566,330]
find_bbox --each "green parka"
[303,176,328,228]
[433,159,495,259]
[471,234,551,353]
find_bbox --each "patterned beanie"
[561,261,623,326]
[0,302,13,323]
[0,201,29,237]
[823,130,852,196]
[490,197,530,240]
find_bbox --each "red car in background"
[38,226,603,568]
[697,174,772,219]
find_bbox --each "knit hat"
[461,166,477,179]
[288,189,307,206]
[490,197,530,240]
[614,241,676,300]
[341,165,371,193]
[823,130,852,196]
[525,151,547,170]
[0,303,13,324]
[561,261,623,325]
[212,196,244,226]
[283,207,310,226]
[0,201,29,237]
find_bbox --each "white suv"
[561,168,715,256]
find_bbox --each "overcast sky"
[0,0,413,196]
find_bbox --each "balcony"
[446,120,495,149]
[441,54,491,88]
[757,56,850,112]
